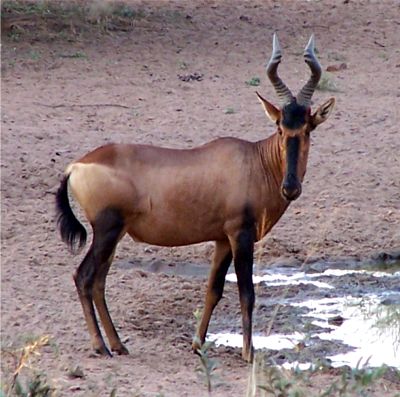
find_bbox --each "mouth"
[281,170,302,202]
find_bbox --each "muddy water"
[212,263,400,369]
[125,257,400,369]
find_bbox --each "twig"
[33,102,131,109]
[302,24,330,29]
[373,40,386,48]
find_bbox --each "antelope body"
[56,34,335,362]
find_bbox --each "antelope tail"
[55,174,87,253]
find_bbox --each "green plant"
[254,351,391,397]
[195,340,219,394]
[109,389,117,397]
[178,61,188,70]
[378,52,389,61]
[257,366,302,397]
[112,4,136,18]
[319,362,389,397]
[246,77,261,87]
[72,51,86,58]
[316,72,340,92]
[356,299,400,351]
[374,304,400,348]
[13,373,51,397]
[8,29,22,41]
[29,50,40,60]
[67,366,85,379]
[328,52,347,62]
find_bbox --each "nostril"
[282,186,290,197]
[281,184,302,201]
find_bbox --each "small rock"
[135,270,148,278]
[328,315,345,326]
[267,256,302,269]
[326,63,347,72]
[381,295,400,305]
[67,366,85,379]
[370,250,400,263]
[177,72,204,82]
[239,15,251,22]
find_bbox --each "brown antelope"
[56,34,335,362]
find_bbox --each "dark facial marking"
[286,137,300,176]
[281,101,308,129]
[281,137,302,201]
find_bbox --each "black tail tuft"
[55,174,87,253]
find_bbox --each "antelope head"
[257,34,335,201]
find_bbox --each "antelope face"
[258,94,335,201]
[257,33,336,202]
[278,101,311,201]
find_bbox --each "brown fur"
[69,136,288,245]
[58,90,334,362]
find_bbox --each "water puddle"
[209,332,304,351]
[226,268,399,288]
[226,271,334,289]
[292,294,400,368]
[210,266,400,369]
[121,254,399,369]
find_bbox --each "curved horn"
[266,33,294,106]
[296,34,322,108]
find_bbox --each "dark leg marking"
[234,228,255,362]
[74,208,125,356]
[232,205,256,362]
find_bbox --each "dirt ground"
[1,0,400,396]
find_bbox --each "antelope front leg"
[230,229,255,362]
[193,240,232,353]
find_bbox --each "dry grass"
[1,335,52,396]
[1,0,147,40]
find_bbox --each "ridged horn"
[266,33,294,106]
[296,34,322,108]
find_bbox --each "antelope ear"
[256,92,280,123]
[312,97,335,126]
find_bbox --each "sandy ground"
[1,0,400,396]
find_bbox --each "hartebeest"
[56,34,335,362]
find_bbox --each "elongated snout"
[281,173,302,201]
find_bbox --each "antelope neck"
[257,133,284,188]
